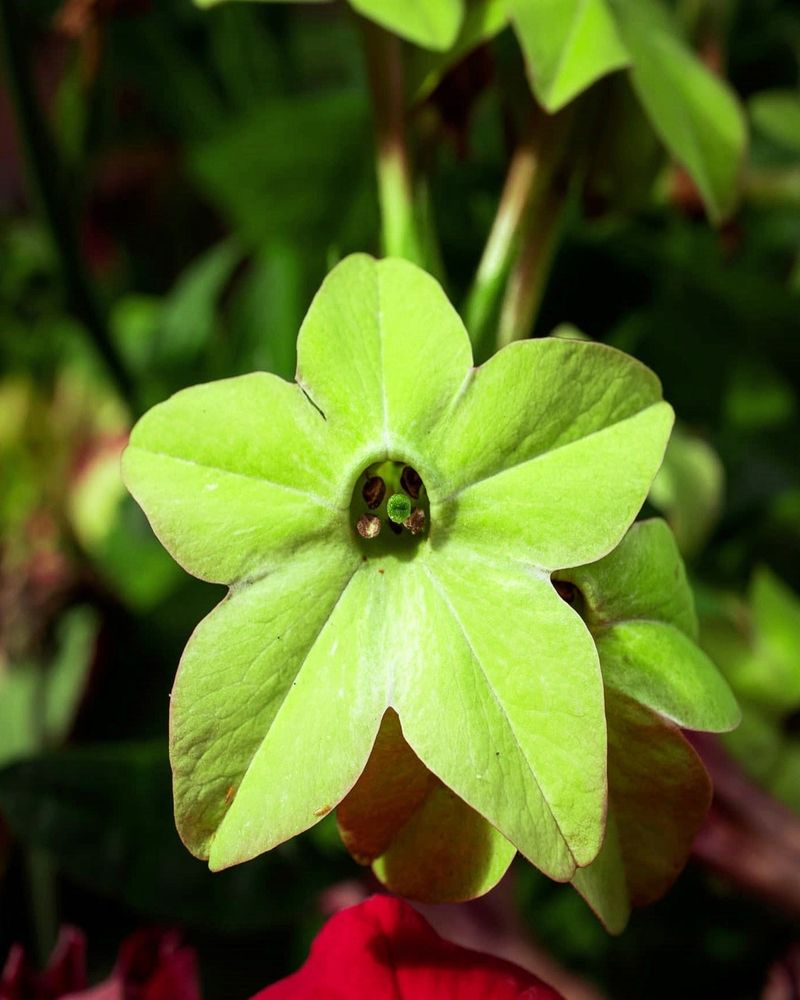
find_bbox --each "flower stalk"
[360,18,424,264]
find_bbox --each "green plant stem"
[494,110,575,350]
[0,0,135,408]
[463,135,539,350]
[360,19,423,264]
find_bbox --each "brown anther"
[403,508,426,536]
[553,580,577,604]
[362,475,386,509]
[400,466,422,499]
[356,514,382,539]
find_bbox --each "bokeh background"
[1,0,800,997]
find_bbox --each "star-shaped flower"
[123,253,675,879]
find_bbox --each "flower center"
[350,460,429,553]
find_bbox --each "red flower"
[253,895,562,1000]
[0,927,200,1000]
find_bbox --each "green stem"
[463,135,539,351]
[494,118,574,351]
[495,185,567,349]
[0,0,135,408]
[360,19,423,264]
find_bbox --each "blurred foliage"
[0,0,799,996]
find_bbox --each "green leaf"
[0,607,97,769]
[349,0,465,51]
[433,340,673,569]
[189,90,371,250]
[158,239,244,367]
[749,90,800,156]
[649,426,724,559]
[612,0,746,222]
[0,743,348,933]
[573,691,711,932]
[508,0,630,112]
[408,0,509,102]
[338,710,515,901]
[738,568,800,712]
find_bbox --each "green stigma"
[387,493,412,524]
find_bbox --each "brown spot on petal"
[313,804,332,817]
[356,514,382,539]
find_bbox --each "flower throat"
[350,460,429,553]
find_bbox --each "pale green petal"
[338,710,515,903]
[571,810,629,934]
[573,691,711,932]
[431,339,672,568]
[393,544,606,878]
[295,254,473,466]
[208,562,391,870]
[123,373,350,585]
[169,544,361,860]
[439,405,672,570]
[508,0,630,112]
[374,783,516,903]
[597,621,740,732]
[557,518,698,637]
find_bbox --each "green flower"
[338,519,739,923]
[123,253,675,879]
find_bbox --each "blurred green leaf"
[749,90,800,156]
[649,425,725,558]
[159,239,244,367]
[613,0,746,222]
[0,742,349,932]
[508,0,630,112]
[189,91,371,250]
[725,362,795,430]
[0,607,98,769]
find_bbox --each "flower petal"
[555,518,698,637]
[596,621,740,732]
[431,339,673,569]
[252,895,562,999]
[295,254,473,463]
[207,562,394,871]
[572,690,711,932]
[123,374,349,585]
[337,710,516,903]
[393,544,606,878]
[169,543,362,861]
